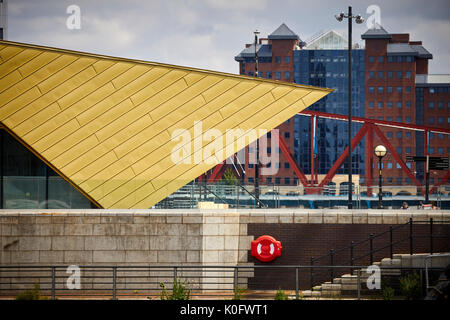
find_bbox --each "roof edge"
[0,40,332,93]
[361,34,392,39]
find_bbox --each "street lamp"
[254,29,260,75]
[374,145,387,209]
[335,6,364,209]
[253,29,261,208]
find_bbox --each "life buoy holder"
[250,235,282,262]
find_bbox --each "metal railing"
[309,218,450,287]
[0,264,445,300]
[424,253,450,291]
[1,177,448,209]
[154,182,450,209]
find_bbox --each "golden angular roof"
[0,40,331,208]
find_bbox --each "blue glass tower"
[293,32,365,177]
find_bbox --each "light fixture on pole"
[335,6,364,209]
[253,29,261,208]
[374,145,387,209]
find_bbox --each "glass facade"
[293,49,366,175]
[0,130,94,209]
[305,31,348,50]
[415,87,426,184]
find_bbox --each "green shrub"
[232,287,246,300]
[160,278,190,300]
[382,286,395,300]
[381,279,395,300]
[222,168,238,185]
[399,273,421,300]
[274,288,288,300]
[16,283,48,300]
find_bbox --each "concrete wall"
[0,209,449,292]
[0,210,249,266]
[1,209,449,266]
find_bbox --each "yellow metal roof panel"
[0,40,332,208]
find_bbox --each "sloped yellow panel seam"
[80,76,246,180]
[0,40,332,209]
[103,86,302,208]
[33,63,136,151]
[47,68,185,163]
[89,81,267,199]
[0,54,78,115]
[125,88,311,208]
[61,71,203,174]
[10,66,99,135]
[78,79,243,194]
[0,46,24,64]
[75,75,221,179]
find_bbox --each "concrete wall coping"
[0,209,448,213]
[0,209,448,225]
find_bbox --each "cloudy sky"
[5,0,450,74]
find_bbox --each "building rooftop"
[361,24,392,39]
[387,43,432,59]
[268,23,300,40]
[416,74,450,86]
[412,44,433,59]
[234,43,272,61]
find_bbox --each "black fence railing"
[0,264,446,300]
[154,181,450,209]
[309,218,450,287]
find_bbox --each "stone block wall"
[0,209,449,294]
[0,210,252,266]
[0,209,250,293]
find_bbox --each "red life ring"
[251,235,282,262]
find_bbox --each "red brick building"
[362,26,449,188]
[415,74,450,186]
[235,23,300,186]
[233,24,449,189]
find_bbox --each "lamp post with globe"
[374,145,387,209]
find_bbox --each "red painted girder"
[366,124,374,196]
[372,125,422,188]
[299,110,450,135]
[207,161,225,182]
[277,131,309,187]
[318,123,369,188]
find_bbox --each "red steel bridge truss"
[202,110,450,195]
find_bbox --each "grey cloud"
[6,0,450,74]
